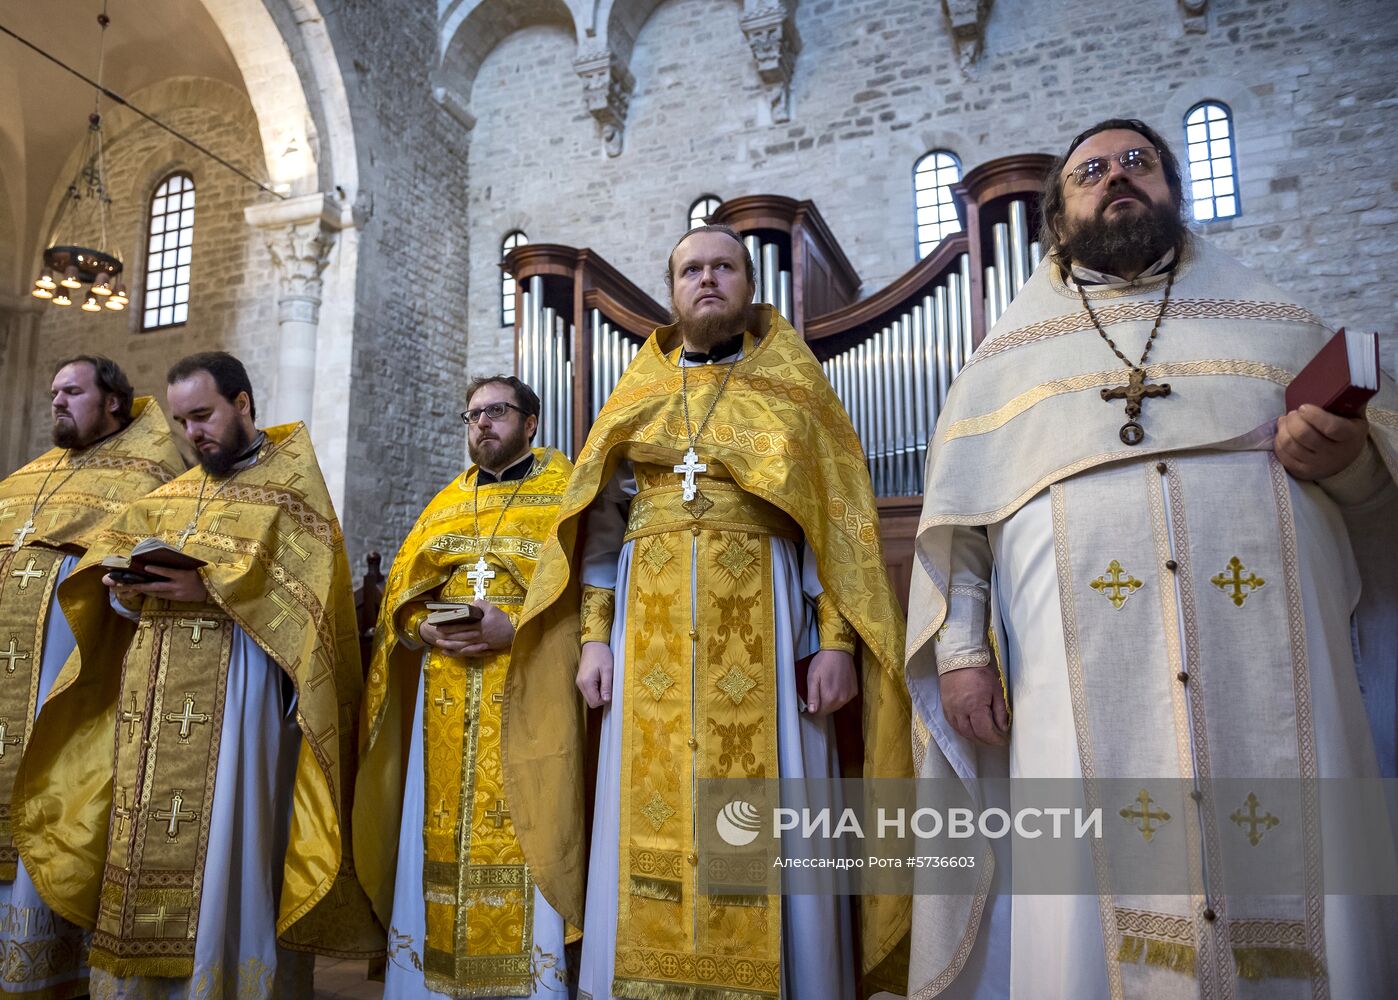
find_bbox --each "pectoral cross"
[9,519,36,554]
[673,447,707,502]
[153,789,198,840]
[1100,368,1171,446]
[467,556,495,602]
[176,519,199,549]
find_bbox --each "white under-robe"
[383,665,571,999]
[0,554,90,996]
[576,458,856,1000]
[89,601,311,1000]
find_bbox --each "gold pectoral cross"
[1100,368,1171,446]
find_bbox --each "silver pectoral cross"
[467,555,496,602]
[673,447,707,502]
[9,519,36,553]
[176,520,199,549]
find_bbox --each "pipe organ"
[504,154,1054,596]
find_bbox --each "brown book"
[424,602,484,626]
[1285,327,1380,418]
[101,537,208,583]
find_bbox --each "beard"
[674,297,750,352]
[198,422,254,476]
[1058,182,1186,278]
[51,418,83,449]
[469,421,530,472]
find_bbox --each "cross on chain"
[0,636,29,674]
[485,798,510,828]
[673,447,707,503]
[466,556,496,602]
[176,519,200,549]
[153,789,198,841]
[8,519,37,554]
[175,617,219,645]
[120,692,146,743]
[1229,792,1281,846]
[9,558,46,591]
[0,719,22,759]
[1120,788,1171,843]
[1100,369,1172,446]
[163,694,212,741]
[133,903,187,937]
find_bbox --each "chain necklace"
[175,438,265,549]
[466,454,536,602]
[8,432,118,554]
[676,344,740,517]
[1077,265,1177,446]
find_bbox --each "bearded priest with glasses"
[355,374,575,998]
[906,118,1398,998]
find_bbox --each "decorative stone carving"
[942,0,991,71]
[259,216,335,325]
[741,4,801,124]
[575,50,634,158]
[1179,0,1208,34]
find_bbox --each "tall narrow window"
[689,195,722,230]
[1184,102,1240,222]
[142,173,195,330]
[501,230,528,326]
[913,151,962,259]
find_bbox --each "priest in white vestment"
[906,119,1398,1000]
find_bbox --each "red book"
[1285,328,1380,418]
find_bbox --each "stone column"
[0,299,44,475]
[244,193,345,429]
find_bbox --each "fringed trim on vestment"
[1232,946,1320,980]
[1118,934,1197,975]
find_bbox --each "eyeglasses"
[1066,146,1160,188]
[460,401,527,425]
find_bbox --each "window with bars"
[501,230,528,326]
[914,151,962,259]
[142,173,195,330]
[688,194,722,230]
[1185,102,1240,222]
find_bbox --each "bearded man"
[906,118,1398,998]
[510,225,912,1000]
[15,351,379,999]
[355,375,574,998]
[0,355,184,997]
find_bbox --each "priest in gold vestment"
[0,357,184,998]
[356,375,573,998]
[14,352,380,999]
[905,120,1398,1000]
[512,227,912,1000]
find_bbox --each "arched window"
[501,230,528,326]
[142,173,195,330]
[688,195,722,230]
[913,150,962,259]
[1184,102,1240,222]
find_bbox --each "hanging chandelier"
[30,2,128,313]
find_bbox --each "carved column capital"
[575,50,634,158]
[1179,0,1208,33]
[245,193,344,325]
[942,0,991,72]
[740,4,801,124]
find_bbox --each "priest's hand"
[577,641,614,708]
[419,603,514,658]
[103,567,208,604]
[805,649,858,716]
[940,665,1010,747]
[1275,405,1369,481]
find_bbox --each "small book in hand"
[1285,327,1381,418]
[425,601,484,626]
[102,537,208,584]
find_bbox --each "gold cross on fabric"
[268,472,305,493]
[205,509,240,533]
[163,693,212,741]
[433,688,455,716]
[8,558,45,590]
[1229,792,1280,846]
[1211,556,1265,607]
[175,617,219,644]
[134,903,187,937]
[275,528,311,562]
[1119,788,1171,842]
[432,798,451,830]
[153,789,198,841]
[0,636,30,674]
[267,591,308,631]
[485,799,510,828]
[0,719,22,758]
[120,693,145,743]
[149,504,179,531]
[113,788,134,837]
[1089,560,1143,609]
[44,507,69,531]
